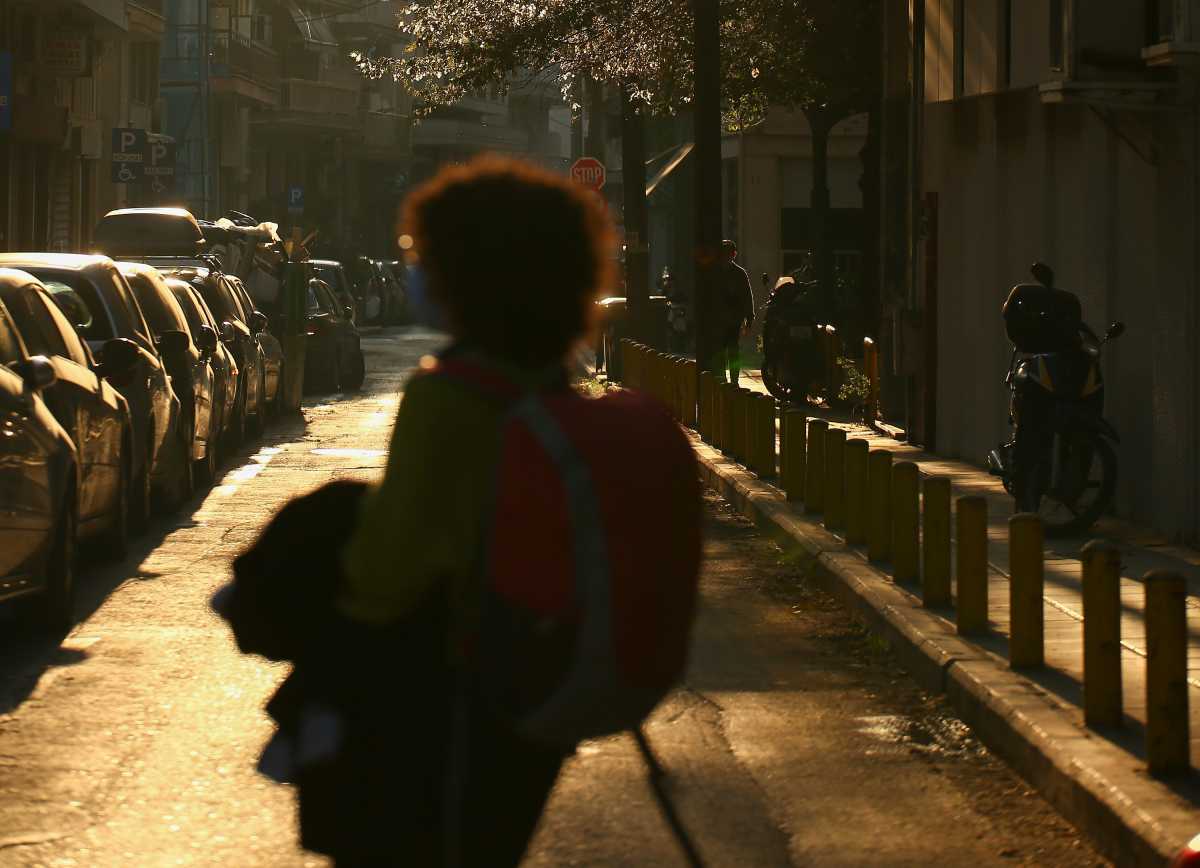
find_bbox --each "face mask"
[406,264,447,331]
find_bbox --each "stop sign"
[570,157,606,191]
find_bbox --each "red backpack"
[433,358,702,749]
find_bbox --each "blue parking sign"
[287,186,304,215]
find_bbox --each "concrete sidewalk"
[698,369,1200,865]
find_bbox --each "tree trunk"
[858,105,881,345]
[807,107,834,322]
[692,0,722,375]
[570,80,584,160]
[585,77,606,159]
[620,87,650,342]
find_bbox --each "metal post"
[867,450,892,561]
[783,409,806,502]
[824,427,847,531]
[805,419,828,513]
[844,439,870,544]
[921,477,952,607]
[1008,513,1045,668]
[1081,542,1122,728]
[1144,570,1189,775]
[955,496,988,635]
[892,461,920,584]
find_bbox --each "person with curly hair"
[324,156,616,866]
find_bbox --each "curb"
[692,434,1198,867]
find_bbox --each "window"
[169,286,207,337]
[107,272,154,349]
[0,307,23,366]
[34,293,88,365]
[131,42,159,105]
[954,0,965,97]
[128,273,187,336]
[40,278,113,343]
[1049,0,1064,70]
[4,290,68,359]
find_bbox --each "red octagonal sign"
[570,157,606,191]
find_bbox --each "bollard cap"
[1143,569,1186,592]
[828,427,847,442]
[1080,539,1120,559]
[923,475,951,492]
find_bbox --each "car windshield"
[310,264,346,295]
[38,276,114,343]
[192,277,241,324]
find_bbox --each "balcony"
[211,33,281,105]
[253,78,361,131]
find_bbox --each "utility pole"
[620,86,648,341]
[692,0,721,378]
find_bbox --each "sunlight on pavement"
[209,446,282,498]
[310,448,387,458]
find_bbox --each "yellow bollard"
[717,383,732,453]
[783,410,806,502]
[824,427,847,531]
[683,360,698,429]
[1144,570,1189,775]
[1008,513,1045,669]
[844,439,869,544]
[1080,542,1122,728]
[730,388,745,463]
[672,357,685,422]
[955,496,989,636]
[805,419,828,513]
[891,462,919,584]
[921,477,952,607]
[863,336,880,423]
[699,372,713,442]
[757,395,777,478]
[867,450,892,561]
[741,389,756,469]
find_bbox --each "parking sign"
[287,186,304,215]
[143,139,176,197]
[111,128,147,184]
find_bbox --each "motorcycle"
[987,320,1125,537]
[759,274,823,404]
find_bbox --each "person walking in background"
[711,239,755,385]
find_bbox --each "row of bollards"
[616,339,1192,776]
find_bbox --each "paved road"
[0,330,1106,867]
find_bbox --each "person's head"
[401,156,616,367]
[1030,261,1055,288]
[721,239,738,262]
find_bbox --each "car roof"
[0,252,115,272]
[0,267,47,292]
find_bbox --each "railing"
[211,32,280,86]
[620,338,1195,777]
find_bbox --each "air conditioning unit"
[79,120,103,159]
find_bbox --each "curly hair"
[401,156,616,367]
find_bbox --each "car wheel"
[38,488,77,631]
[99,451,130,562]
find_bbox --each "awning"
[645,142,693,197]
[287,2,337,46]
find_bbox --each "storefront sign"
[43,33,89,77]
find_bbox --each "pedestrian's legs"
[727,339,742,387]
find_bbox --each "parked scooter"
[759,273,823,404]
[661,269,691,353]
[986,264,1124,537]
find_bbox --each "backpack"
[433,357,703,750]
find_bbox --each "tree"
[359,0,880,338]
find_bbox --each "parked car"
[159,266,266,443]
[308,260,357,324]
[226,275,282,415]
[0,269,132,559]
[0,350,79,629]
[379,260,407,324]
[165,277,239,458]
[304,278,365,393]
[120,262,219,488]
[0,254,178,529]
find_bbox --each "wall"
[923,88,1199,538]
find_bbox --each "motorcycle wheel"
[1019,434,1117,538]
[760,359,795,404]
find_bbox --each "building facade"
[893,0,1200,540]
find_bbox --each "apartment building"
[894,0,1200,539]
[0,0,165,251]
[160,0,412,255]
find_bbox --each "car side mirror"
[344,306,354,321]
[1105,321,1125,341]
[220,321,236,344]
[16,355,57,392]
[101,337,141,378]
[761,272,770,288]
[158,329,190,357]
[251,311,269,334]
[196,324,218,354]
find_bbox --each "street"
[0,329,1106,868]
